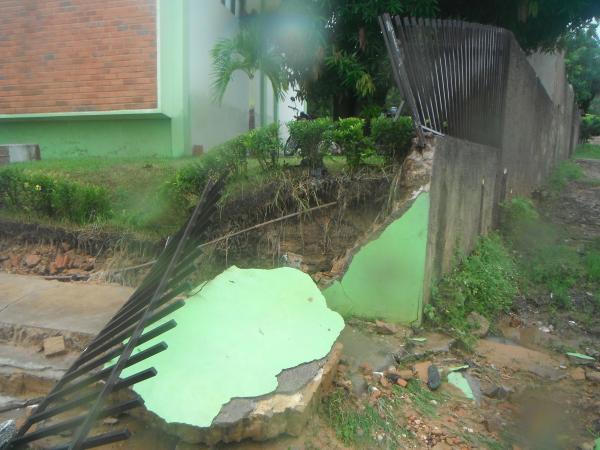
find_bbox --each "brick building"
[0,0,293,158]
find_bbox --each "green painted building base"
[324,193,430,324]
[0,117,172,159]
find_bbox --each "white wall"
[187,0,296,152]
[188,1,249,151]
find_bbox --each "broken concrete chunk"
[427,364,441,390]
[24,254,41,268]
[0,420,17,449]
[447,372,475,400]
[482,384,512,400]
[43,336,66,357]
[467,311,490,337]
[585,370,600,383]
[483,415,503,433]
[119,266,344,434]
[397,369,414,380]
[397,378,408,387]
[567,352,596,366]
[413,361,432,383]
[374,319,398,335]
[570,367,586,381]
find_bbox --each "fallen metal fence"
[379,14,511,148]
[8,179,224,450]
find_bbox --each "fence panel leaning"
[379,14,511,148]
[8,179,224,450]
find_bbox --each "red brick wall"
[0,0,157,114]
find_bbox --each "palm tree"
[211,23,287,129]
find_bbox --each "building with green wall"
[0,0,291,159]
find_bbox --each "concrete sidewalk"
[0,273,132,338]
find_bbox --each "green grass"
[546,160,583,193]
[1,157,196,236]
[321,388,412,448]
[427,233,518,347]
[1,155,372,237]
[405,379,448,417]
[501,196,600,312]
[574,143,600,160]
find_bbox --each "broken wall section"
[423,39,579,301]
[323,145,434,325]
[423,137,499,305]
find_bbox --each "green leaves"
[371,116,414,164]
[287,118,334,169]
[430,234,518,343]
[210,23,287,105]
[564,24,600,112]
[243,123,281,171]
[0,168,111,224]
[581,114,600,141]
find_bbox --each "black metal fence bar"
[10,178,225,450]
[380,16,511,148]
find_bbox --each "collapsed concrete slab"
[121,266,345,445]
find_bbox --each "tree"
[211,21,287,129]
[563,24,600,113]
[290,0,439,118]
[437,0,600,51]
[223,0,599,120]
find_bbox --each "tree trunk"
[333,94,357,119]
[248,107,256,130]
[249,75,256,130]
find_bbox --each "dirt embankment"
[0,168,395,284]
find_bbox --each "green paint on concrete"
[447,372,474,400]
[0,118,172,159]
[566,352,595,361]
[122,266,344,427]
[324,193,429,324]
[159,0,190,157]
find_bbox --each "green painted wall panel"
[0,118,172,159]
[158,0,189,157]
[121,266,344,428]
[324,193,430,324]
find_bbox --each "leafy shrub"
[163,125,281,212]
[287,118,334,169]
[429,234,518,345]
[371,116,414,164]
[0,167,111,224]
[243,123,280,171]
[581,114,600,142]
[330,117,373,170]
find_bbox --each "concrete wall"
[422,36,579,304]
[500,39,577,197]
[0,116,172,159]
[187,0,295,153]
[188,1,250,152]
[423,137,499,304]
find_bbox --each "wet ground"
[1,159,600,449]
